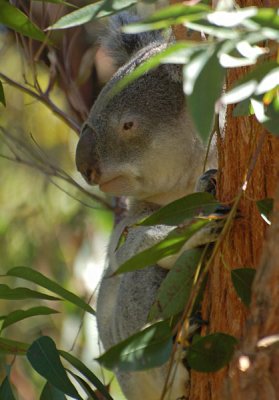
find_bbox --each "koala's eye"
[123,121,134,131]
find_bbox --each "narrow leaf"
[115,219,210,275]
[184,45,226,142]
[0,284,60,301]
[256,198,273,224]
[59,351,113,400]
[68,371,99,400]
[0,81,6,106]
[27,336,81,399]
[96,321,172,371]
[1,306,59,331]
[47,0,137,30]
[231,268,256,307]
[149,249,203,321]
[40,382,66,400]
[187,333,237,372]
[6,267,95,315]
[0,376,16,400]
[33,0,76,6]
[0,1,46,41]
[0,337,28,355]
[141,192,218,226]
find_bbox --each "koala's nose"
[75,126,101,185]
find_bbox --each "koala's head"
[76,43,204,205]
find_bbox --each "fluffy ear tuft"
[99,11,165,71]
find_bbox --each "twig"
[0,72,80,133]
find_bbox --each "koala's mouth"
[99,175,127,194]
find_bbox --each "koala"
[76,12,218,400]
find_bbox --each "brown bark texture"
[169,0,279,399]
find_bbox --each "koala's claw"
[196,169,218,195]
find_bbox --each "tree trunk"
[170,0,279,399]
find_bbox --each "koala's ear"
[163,64,183,83]
[95,46,119,84]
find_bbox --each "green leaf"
[68,371,99,400]
[207,7,257,28]
[251,97,279,136]
[0,337,29,355]
[115,219,210,274]
[59,351,113,400]
[251,8,279,40]
[47,0,137,30]
[141,192,219,226]
[231,268,256,307]
[0,376,16,400]
[222,61,279,105]
[96,321,172,371]
[256,198,274,224]
[149,248,203,321]
[0,284,60,301]
[33,0,76,7]
[27,336,81,399]
[0,1,46,41]
[184,45,226,142]
[1,306,59,331]
[187,333,237,372]
[122,3,209,33]
[233,98,253,117]
[40,382,67,400]
[6,267,95,315]
[0,81,6,107]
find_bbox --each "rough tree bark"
[171,0,279,399]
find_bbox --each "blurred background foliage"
[0,9,117,399]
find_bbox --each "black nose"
[75,125,101,184]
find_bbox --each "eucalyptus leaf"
[149,248,203,321]
[47,0,137,30]
[59,351,113,400]
[1,306,59,331]
[231,268,256,307]
[27,336,81,399]
[184,44,226,142]
[96,321,172,371]
[251,97,279,136]
[40,382,67,400]
[0,284,60,301]
[33,0,76,6]
[0,1,46,41]
[0,376,16,400]
[0,337,29,355]
[115,219,210,274]
[6,267,95,315]
[187,333,237,372]
[140,192,218,226]
[0,81,6,107]
[68,371,99,400]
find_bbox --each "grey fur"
[76,13,218,400]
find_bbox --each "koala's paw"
[196,169,217,195]
[184,216,226,251]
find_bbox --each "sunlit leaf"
[33,0,76,7]
[47,0,137,30]
[0,81,6,107]
[0,376,16,400]
[0,1,46,41]
[187,333,237,372]
[40,382,66,400]
[1,306,59,331]
[250,8,279,40]
[256,198,273,224]
[251,97,279,136]
[0,284,60,301]
[115,219,210,274]
[6,267,95,315]
[0,337,28,355]
[222,61,279,105]
[122,3,209,33]
[27,336,81,399]
[207,7,257,27]
[59,351,113,400]
[140,192,218,226]
[149,248,203,321]
[184,45,226,142]
[97,321,172,371]
[231,268,256,307]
